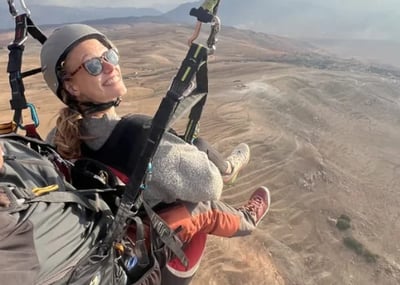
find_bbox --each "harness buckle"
[0,183,30,213]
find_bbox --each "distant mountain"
[162,1,200,23]
[1,5,161,30]
[2,1,400,42]
[164,0,400,41]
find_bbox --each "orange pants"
[127,199,256,281]
[157,200,256,243]
[159,200,256,283]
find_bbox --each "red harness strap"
[107,165,130,184]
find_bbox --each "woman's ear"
[64,81,80,97]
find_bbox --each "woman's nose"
[102,60,115,74]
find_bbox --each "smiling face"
[62,39,127,104]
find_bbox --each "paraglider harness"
[4,0,45,138]
[3,0,222,284]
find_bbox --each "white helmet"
[40,24,114,107]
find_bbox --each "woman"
[40,24,270,284]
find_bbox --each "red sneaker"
[241,186,271,226]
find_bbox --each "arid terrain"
[1,22,400,285]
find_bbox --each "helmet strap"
[76,97,121,117]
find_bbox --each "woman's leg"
[126,187,270,284]
[157,186,270,242]
[193,137,229,174]
[157,187,270,284]
[193,138,251,184]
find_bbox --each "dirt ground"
[1,23,400,285]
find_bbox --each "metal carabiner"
[206,15,221,55]
[18,103,40,129]
[19,0,31,16]
[27,103,39,127]
[7,0,17,16]
[7,0,31,17]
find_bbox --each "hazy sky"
[29,0,400,12]
[33,0,185,7]
[6,0,399,41]
[28,0,188,11]
[20,0,400,15]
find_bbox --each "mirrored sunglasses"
[69,48,119,77]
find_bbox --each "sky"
[34,0,185,6]
[22,0,400,15]
[8,0,400,41]
[28,0,189,11]
[27,0,400,12]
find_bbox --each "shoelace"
[243,195,264,213]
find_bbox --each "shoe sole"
[255,186,271,226]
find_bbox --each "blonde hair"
[54,107,83,159]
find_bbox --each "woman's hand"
[187,21,203,46]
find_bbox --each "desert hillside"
[1,22,400,285]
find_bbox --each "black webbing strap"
[7,13,46,127]
[183,59,209,142]
[103,44,209,267]
[130,215,150,267]
[180,1,222,141]
[26,17,47,45]
[142,200,187,266]
[7,14,28,125]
